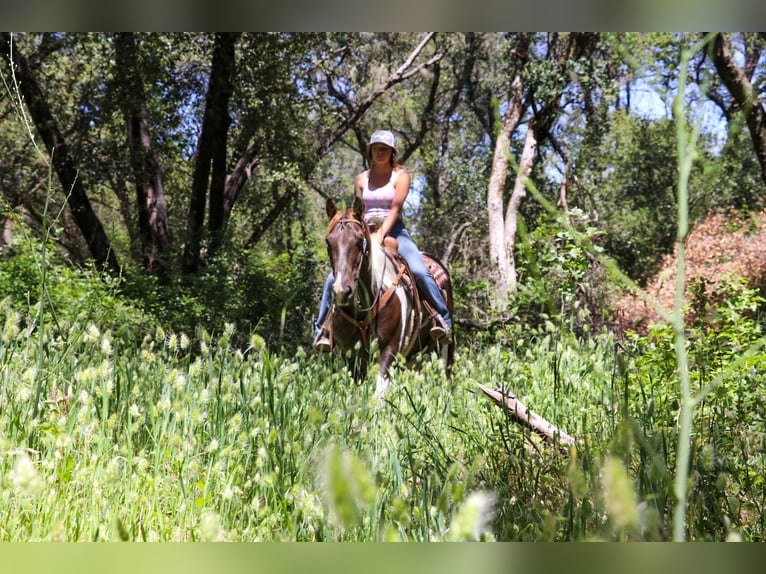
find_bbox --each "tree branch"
[711,32,766,184]
[478,383,577,452]
[319,32,443,155]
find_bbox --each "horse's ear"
[326,197,337,219]
[352,195,364,220]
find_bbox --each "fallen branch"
[477,383,577,450]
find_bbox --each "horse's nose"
[336,285,353,306]
[333,282,353,306]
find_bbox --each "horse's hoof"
[374,379,390,397]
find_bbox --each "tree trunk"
[183,32,240,273]
[223,141,261,230]
[486,72,526,309]
[207,33,239,249]
[0,33,120,275]
[711,33,766,186]
[477,383,577,451]
[114,33,170,275]
[503,123,538,292]
[487,33,594,306]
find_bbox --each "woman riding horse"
[313,129,453,351]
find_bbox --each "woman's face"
[370,143,393,165]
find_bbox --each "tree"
[183,32,240,273]
[478,33,598,310]
[484,33,530,309]
[0,32,120,274]
[707,32,766,186]
[114,32,170,275]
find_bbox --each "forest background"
[1,32,766,542]
[1,32,764,345]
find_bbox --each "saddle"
[382,245,448,326]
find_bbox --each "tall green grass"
[0,306,613,541]
[3,309,763,541]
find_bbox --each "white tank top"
[362,169,401,226]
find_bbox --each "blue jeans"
[315,219,452,334]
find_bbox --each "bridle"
[327,215,406,348]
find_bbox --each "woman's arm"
[353,171,366,199]
[374,169,410,244]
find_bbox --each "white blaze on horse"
[323,196,454,396]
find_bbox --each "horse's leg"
[352,351,368,383]
[374,345,397,397]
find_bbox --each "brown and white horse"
[323,196,454,396]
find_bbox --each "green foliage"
[0,230,149,341]
[123,245,322,352]
[573,112,681,284]
[695,122,765,214]
[623,277,766,540]
[4,32,766,543]
[513,208,610,335]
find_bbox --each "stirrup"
[429,315,452,343]
[313,329,332,352]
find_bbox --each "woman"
[313,129,453,351]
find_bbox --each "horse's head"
[325,196,370,307]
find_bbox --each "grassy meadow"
[1,285,764,541]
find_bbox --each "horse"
[322,195,455,396]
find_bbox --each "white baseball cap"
[368,130,396,152]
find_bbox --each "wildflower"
[221,323,235,345]
[601,456,639,533]
[85,323,100,343]
[199,511,223,542]
[188,357,202,377]
[447,491,496,541]
[51,521,67,542]
[227,413,242,437]
[250,333,266,353]
[207,438,219,453]
[2,307,20,342]
[11,451,44,497]
[322,446,377,529]
[22,366,37,384]
[129,404,141,418]
[134,457,149,473]
[157,396,171,413]
[173,373,187,393]
[17,384,31,402]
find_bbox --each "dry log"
[477,383,577,450]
